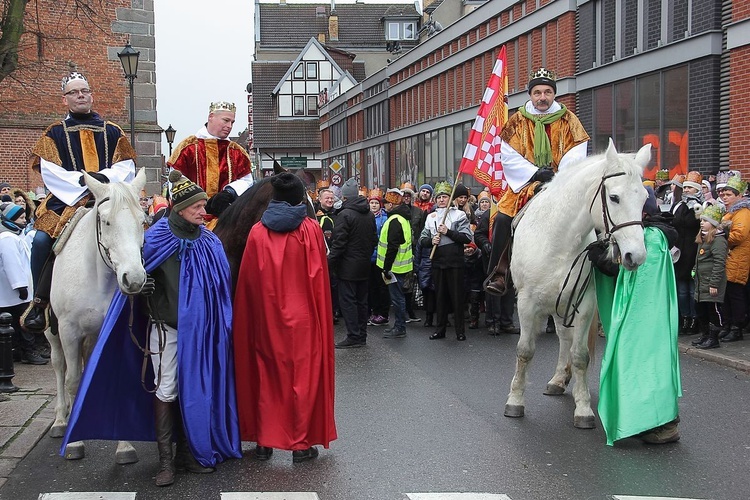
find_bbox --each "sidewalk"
[0,335,748,491]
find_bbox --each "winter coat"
[694,230,728,303]
[419,207,473,270]
[670,201,700,280]
[370,209,388,263]
[722,198,750,285]
[416,244,433,291]
[328,195,377,281]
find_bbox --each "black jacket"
[328,196,377,281]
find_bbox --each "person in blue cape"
[62,169,241,486]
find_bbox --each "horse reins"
[95,195,164,393]
[556,171,644,328]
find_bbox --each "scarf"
[519,103,567,168]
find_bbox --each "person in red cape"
[233,172,337,463]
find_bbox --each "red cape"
[234,217,337,450]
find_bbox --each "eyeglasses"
[64,88,92,97]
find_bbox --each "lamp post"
[117,41,140,146]
[164,124,176,157]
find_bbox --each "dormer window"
[387,21,417,41]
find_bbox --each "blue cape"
[61,217,241,466]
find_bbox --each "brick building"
[318,0,750,190]
[0,0,162,193]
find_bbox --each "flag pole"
[429,168,464,260]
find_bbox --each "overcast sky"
[153,0,418,157]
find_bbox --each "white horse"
[505,139,651,428]
[46,169,148,462]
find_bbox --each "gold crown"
[209,101,236,113]
[529,68,556,81]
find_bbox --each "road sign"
[280,157,308,169]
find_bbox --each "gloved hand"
[16,287,28,301]
[79,171,110,186]
[382,270,393,281]
[587,241,618,277]
[205,190,236,216]
[140,276,156,296]
[531,168,554,184]
[482,242,492,257]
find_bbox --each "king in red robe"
[233,173,337,457]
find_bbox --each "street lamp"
[117,41,140,146]
[164,124,176,156]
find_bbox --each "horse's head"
[593,139,651,271]
[85,169,148,295]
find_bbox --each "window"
[307,96,318,115]
[293,63,304,79]
[294,96,305,116]
[306,62,318,79]
[387,21,417,41]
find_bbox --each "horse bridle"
[557,170,644,328]
[96,195,163,393]
[588,171,644,242]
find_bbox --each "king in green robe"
[595,225,682,446]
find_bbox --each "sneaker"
[335,337,366,349]
[21,350,49,365]
[368,315,388,326]
[383,327,406,338]
[405,316,420,323]
[496,323,520,335]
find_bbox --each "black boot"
[153,398,175,487]
[722,325,744,343]
[468,292,480,329]
[423,312,433,328]
[174,402,215,474]
[22,298,49,333]
[696,324,721,349]
[718,326,731,340]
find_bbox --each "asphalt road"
[2,319,749,500]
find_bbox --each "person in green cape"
[589,186,682,445]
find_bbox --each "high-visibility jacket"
[376,214,413,273]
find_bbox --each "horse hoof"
[49,424,66,438]
[64,442,85,460]
[543,383,566,396]
[504,404,525,418]
[574,415,596,429]
[115,448,139,465]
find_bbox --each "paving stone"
[0,426,19,448]
[0,398,44,427]
[0,457,20,477]
[1,415,53,459]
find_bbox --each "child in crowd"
[691,204,728,349]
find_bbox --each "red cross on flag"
[458,46,508,196]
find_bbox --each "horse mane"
[96,181,141,216]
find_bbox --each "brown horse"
[214,169,317,288]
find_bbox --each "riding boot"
[468,292,480,329]
[696,324,721,349]
[22,252,56,333]
[484,214,512,296]
[173,402,215,474]
[153,398,175,487]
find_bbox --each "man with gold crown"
[167,101,253,228]
[485,68,590,295]
[23,70,137,333]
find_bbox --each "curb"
[679,342,750,374]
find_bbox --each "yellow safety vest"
[376,215,413,273]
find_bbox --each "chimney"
[329,2,339,42]
[279,0,286,4]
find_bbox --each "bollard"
[0,312,19,393]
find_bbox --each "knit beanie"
[419,183,433,195]
[341,178,359,199]
[271,172,306,205]
[169,169,207,212]
[2,203,23,221]
[452,183,469,199]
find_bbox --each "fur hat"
[384,188,403,205]
[683,171,703,191]
[341,178,359,199]
[701,204,726,227]
[434,181,452,197]
[528,68,556,94]
[169,169,207,212]
[419,183,433,195]
[271,172,306,205]
[452,183,469,199]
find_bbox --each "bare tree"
[0,0,28,83]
